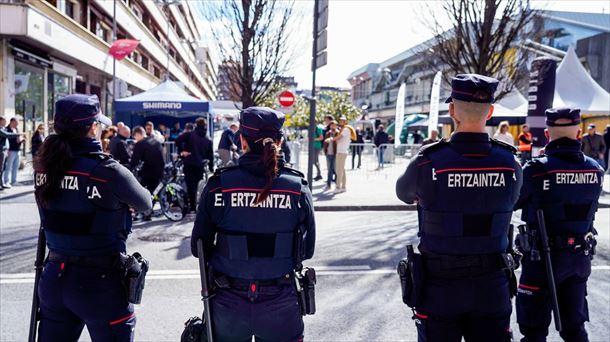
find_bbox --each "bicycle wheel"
[159,183,188,221]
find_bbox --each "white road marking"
[1,265,609,284]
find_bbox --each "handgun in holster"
[121,252,149,304]
[295,267,316,315]
[397,245,424,308]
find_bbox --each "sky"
[284,0,610,90]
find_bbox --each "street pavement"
[1,178,609,341]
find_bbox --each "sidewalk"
[2,156,609,210]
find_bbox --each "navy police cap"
[239,106,285,140]
[445,73,499,103]
[545,107,581,127]
[54,94,112,130]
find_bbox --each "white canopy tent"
[553,47,610,115]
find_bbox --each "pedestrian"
[101,126,117,153]
[179,117,214,213]
[333,115,352,193]
[351,128,364,169]
[396,74,522,341]
[581,123,606,169]
[190,106,315,341]
[493,120,515,146]
[323,120,338,191]
[0,116,21,190]
[31,124,45,157]
[131,125,164,220]
[145,121,165,144]
[281,132,292,165]
[515,107,604,341]
[517,124,533,164]
[312,123,324,180]
[421,130,439,147]
[604,124,610,171]
[3,117,24,187]
[158,123,170,142]
[175,123,194,153]
[32,94,151,341]
[217,123,240,167]
[109,125,132,166]
[169,122,182,141]
[412,129,423,145]
[374,125,389,169]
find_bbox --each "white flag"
[395,83,406,147]
[428,71,442,137]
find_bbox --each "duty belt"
[47,251,122,269]
[212,271,293,291]
[423,253,512,278]
[549,233,594,250]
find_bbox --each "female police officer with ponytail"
[33,94,152,341]
[191,107,316,342]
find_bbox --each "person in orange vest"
[518,124,533,164]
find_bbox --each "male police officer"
[515,107,604,342]
[396,74,523,341]
[33,94,152,341]
[191,107,316,341]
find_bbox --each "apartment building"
[0,0,216,147]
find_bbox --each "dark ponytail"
[34,126,88,206]
[245,136,280,204]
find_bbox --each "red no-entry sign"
[278,90,295,107]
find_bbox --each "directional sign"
[317,30,327,52]
[278,90,296,108]
[317,6,328,31]
[313,51,327,70]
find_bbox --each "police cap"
[445,74,499,103]
[239,106,285,140]
[545,107,581,127]
[54,94,112,131]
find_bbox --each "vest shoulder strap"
[419,139,450,157]
[490,138,518,154]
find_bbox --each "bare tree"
[201,0,297,108]
[425,0,538,99]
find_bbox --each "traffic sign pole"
[307,0,319,190]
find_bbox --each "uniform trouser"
[3,150,19,185]
[414,270,512,342]
[517,252,591,342]
[211,286,304,342]
[38,261,135,342]
[335,153,347,190]
[183,163,204,212]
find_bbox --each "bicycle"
[133,160,188,222]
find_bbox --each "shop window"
[14,62,44,124]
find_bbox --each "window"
[131,3,143,20]
[141,55,149,70]
[153,65,161,78]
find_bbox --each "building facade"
[347,10,609,122]
[0,0,216,149]
[216,59,240,101]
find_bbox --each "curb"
[314,202,610,212]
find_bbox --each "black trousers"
[183,163,204,212]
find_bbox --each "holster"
[120,252,149,304]
[295,267,316,315]
[397,245,425,308]
[180,316,208,342]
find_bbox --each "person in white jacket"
[493,120,514,146]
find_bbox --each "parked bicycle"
[133,159,188,222]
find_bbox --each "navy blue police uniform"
[191,107,316,342]
[515,108,604,342]
[396,74,523,342]
[34,94,152,341]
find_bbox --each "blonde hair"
[498,121,510,133]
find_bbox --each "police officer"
[396,74,523,341]
[515,108,604,342]
[33,94,152,341]
[191,107,315,342]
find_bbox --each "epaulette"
[490,138,518,154]
[418,139,450,156]
[282,166,305,178]
[213,165,239,177]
